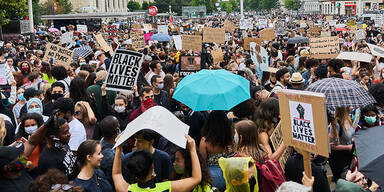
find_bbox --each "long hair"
[70,77,91,104]
[235,120,265,162]
[334,107,352,131]
[75,140,100,175]
[0,116,6,146]
[17,113,44,139]
[254,98,280,133]
[28,169,82,192]
[201,110,232,148]
[74,101,97,126]
[126,150,154,181]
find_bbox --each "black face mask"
[51,93,64,100]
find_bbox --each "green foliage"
[260,0,278,10]
[127,0,141,11]
[32,0,42,25]
[142,1,149,10]
[246,0,278,10]
[0,0,28,26]
[40,0,72,15]
[154,0,190,16]
[190,0,216,13]
[284,0,299,10]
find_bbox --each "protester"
[42,81,65,116]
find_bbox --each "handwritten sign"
[20,20,32,34]
[179,56,201,77]
[260,28,276,41]
[211,48,223,64]
[320,31,331,37]
[158,25,168,34]
[76,25,87,33]
[42,43,74,66]
[240,18,253,30]
[309,36,339,59]
[182,35,202,52]
[274,21,286,36]
[224,20,236,33]
[367,43,384,58]
[130,31,146,50]
[355,29,365,40]
[308,26,322,37]
[60,32,73,45]
[270,122,293,170]
[337,52,372,63]
[203,28,225,44]
[243,37,263,50]
[95,34,113,53]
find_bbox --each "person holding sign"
[112,134,202,192]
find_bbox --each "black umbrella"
[287,36,309,44]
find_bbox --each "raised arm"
[171,135,202,192]
[112,137,130,192]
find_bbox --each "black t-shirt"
[74,169,113,192]
[43,101,54,116]
[37,145,76,180]
[0,170,33,192]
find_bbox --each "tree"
[127,0,141,11]
[41,0,72,15]
[0,0,28,26]
[190,0,216,14]
[33,0,42,25]
[246,0,260,11]
[284,0,299,10]
[260,0,278,10]
[142,1,149,10]
[153,0,190,16]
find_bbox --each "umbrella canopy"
[305,78,376,111]
[151,33,171,42]
[287,36,309,44]
[37,31,47,34]
[336,27,347,31]
[173,69,250,111]
[48,28,59,32]
[354,126,384,188]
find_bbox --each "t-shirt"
[123,149,172,183]
[12,102,23,119]
[74,169,113,192]
[373,62,384,79]
[37,145,76,180]
[128,181,171,192]
[0,171,33,192]
[68,118,87,151]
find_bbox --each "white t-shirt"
[68,118,86,151]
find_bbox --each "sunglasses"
[74,111,82,116]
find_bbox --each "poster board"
[274,21,286,36]
[158,25,168,34]
[143,24,153,31]
[130,31,146,50]
[173,35,182,50]
[42,43,74,66]
[105,49,143,91]
[243,37,263,50]
[270,122,293,170]
[367,43,384,58]
[224,20,236,33]
[329,20,337,27]
[250,42,269,73]
[307,26,322,37]
[60,32,73,45]
[211,48,223,64]
[76,25,88,33]
[355,29,365,40]
[240,18,253,30]
[336,52,372,63]
[320,31,331,37]
[203,28,225,44]
[182,35,202,52]
[179,56,201,77]
[300,23,307,28]
[131,24,142,29]
[278,89,329,158]
[95,34,113,53]
[225,33,231,41]
[20,20,32,34]
[260,28,276,41]
[325,16,333,22]
[309,36,339,59]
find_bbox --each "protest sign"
[203,28,225,44]
[329,20,337,27]
[325,16,333,22]
[243,37,263,50]
[224,20,236,33]
[278,89,329,177]
[240,18,253,30]
[42,43,74,66]
[130,31,146,50]
[76,25,87,33]
[225,33,231,42]
[309,36,339,59]
[143,24,153,31]
[250,42,268,74]
[105,49,143,92]
[242,31,248,38]
[60,26,66,31]
[320,31,331,37]
[259,19,268,28]
[300,23,307,28]
[270,122,293,170]
[0,63,12,85]
[179,56,201,77]
[274,21,286,36]
[211,48,223,64]
[368,43,384,58]
[173,35,182,50]
[260,28,276,41]
[182,35,202,52]
[355,29,365,40]
[158,25,168,34]
[60,32,73,45]
[95,34,113,53]
[347,20,356,28]
[337,52,372,63]
[132,24,142,29]
[114,106,190,149]
[20,20,32,34]
[307,26,322,37]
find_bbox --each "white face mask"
[25,125,38,135]
[114,106,125,113]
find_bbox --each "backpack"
[256,158,286,192]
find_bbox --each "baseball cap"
[0,143,24,168]
[94,50,103,58]
[23,88,42,101]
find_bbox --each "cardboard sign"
[60,32,73,45]
[131,24,142,29]
[270,122,293,170]
[355,29,365,40]
[260,28,276,41]
[182,35,202,52]
[95,34,113,53]
[320,31,331,37]
[76,25,87,33]
[173,35,182,50]
[105,49,143,91]
[20,20,32,34]
[325,16,333,22]
[114,106,190,149]
[308,26,322,37]
[211,48,223,64]
[336,52,372,63]
[240,18,253,30]
[243,37,263,50]
[278,89,329,158]
[179,56,201,77]
[224,20,236,33]
[203,28,225,44]
[130,31,146,50]
[42,43,74,66]
[158,25,168,34]
[300,23,307,28]
[309,36,339,59]
[367,43,384,58]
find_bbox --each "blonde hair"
[75,101,97,125]
[335,107,352,130]
[0,117,6,146]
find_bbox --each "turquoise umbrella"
[173,69,250,111]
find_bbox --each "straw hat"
[290,72,304,84]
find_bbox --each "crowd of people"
[1,12,384,192]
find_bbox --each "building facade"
[303,0,384,15]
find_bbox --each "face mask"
[38,78,42,83]
[234,134,238,144]
[241,58,245,63]
[51,93,64,100]
[28,108,42,115]
[174,165,185,174]
[157,83,164,90]
[114,106,126,113]
[25,125,38,135]
[142,98,155,109]
[79,62,86,66]
[364,116,377,125]
[22,67,29,72]
[17,94,25,101]
[5,53,8,58]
